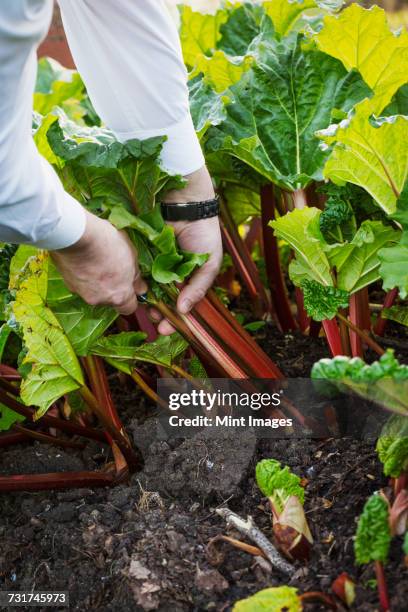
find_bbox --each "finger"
[115,293,138,316]
[149,307,162,322]
[133,267,148,295]
[158,319,176,335]
[177,259,220,314]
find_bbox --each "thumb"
[177,260,219,314]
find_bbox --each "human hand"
[51,210,147,315]
[154,166,223,335]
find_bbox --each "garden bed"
[1,324,407,611]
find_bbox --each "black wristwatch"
[160,196,220,222]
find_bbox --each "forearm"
[58,0,205,177]
[0,0,86,249]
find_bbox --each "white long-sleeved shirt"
[0,0,204,250]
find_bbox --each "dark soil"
[1,323,407,611]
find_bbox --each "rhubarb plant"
[354,493,391,611]
[256,458,313,560]
[312,350,408,415]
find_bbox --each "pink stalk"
[349,289,371,357]
[322,319,344,356]
[374,288,399,337]
[260,185,298,332]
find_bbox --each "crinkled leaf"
[189,74,227,139]
[179,5,228,68]
[270,208,332,286]
[312,350,408,415]
[206,30,370,190]
[327,221,399,293]
[314,4,408,113]
[319,100,408,215]
[49,297,117,357]
[355,494,391,565]
[91,331,187,372]
[233,586,301,612]
[218,3,265,56]
[301,279,348,321]
[376,415,408,478]
[11,254,84,418]
[46,110,183,214]
[256,458,305,514]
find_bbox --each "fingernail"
[180,298,193,314]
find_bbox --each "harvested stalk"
[216,507,295,576]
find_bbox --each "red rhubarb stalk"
[374,288,399,337]
[260,185,298,332]
[295,286,310,332]
[220,197,271,317]
[349,289,371,357]
[374,560,390,612]
[322,319,344,356]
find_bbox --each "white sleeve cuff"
[33,193,87,250]
[114,114,205,177]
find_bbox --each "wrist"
[162,166,215,204]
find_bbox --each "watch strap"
[161,196,220,222]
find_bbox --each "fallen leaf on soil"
[128,558,151,580]
[195,566,229,593]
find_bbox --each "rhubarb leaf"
[355,494,391,565]
[327,221,399,293]
[270,208,332,286]
[376,415,408,478]
[233,586,301,612]
[190,51,253,94]
[0,404,25,432]
[256,458,304,514]
[264,0,343,38]
[314,4,408,113]
[91,331,187,373]
[301,279,348,321]
[46,110,183,214]
[319,101,408,215]
[179,6,228,68]
[382,306,408,328]
[189,75,226,139]
[379,181,408,298]
[34,57,85,119]
[217,3,265,56]
[11,254,84,418]
[312,350,408,415]
[206,29,370,190]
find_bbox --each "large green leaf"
[264,0,343,38]
[319,100,408,215]
[91,331,187,373]
[46,110,183,214]
[189,75,227,139]
[205,30,370,190]
[379,180,408,297]
[327,221,399,293]
[34,57,85,120]
[11,254,84,418]
[314,4,408,113]
[270,208,332,286]
[179,5,228,68]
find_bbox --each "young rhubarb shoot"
[354,493,391,612]
[331,572,356,608]
[256,459,313,561]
